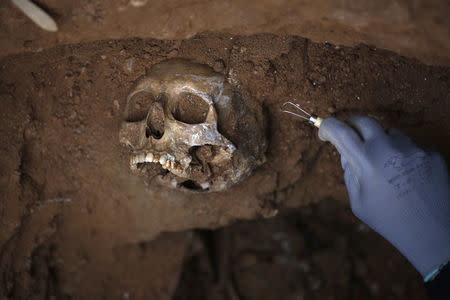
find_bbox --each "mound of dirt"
[1,0,449,65]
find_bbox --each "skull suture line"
[119,59,266,192]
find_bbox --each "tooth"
[137,153,145,163]
[153,154,159,163]
[164,161,171,169]
[145,152,154,162]
[130,156,137,169]
[170,179,177,188]
[159,155,167,165]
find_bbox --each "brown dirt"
[174,198,427,300]
[0,33,448,299]
[1,0,449,65]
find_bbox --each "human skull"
[119,59,266,192]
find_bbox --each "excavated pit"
[0,34,448,299]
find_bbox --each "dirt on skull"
[119,59,266,192]
[172,93,210,124]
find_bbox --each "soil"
[174,198,427,300]
[1,0,450,65]
[0,30,449,300]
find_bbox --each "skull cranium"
[119,59,266,192]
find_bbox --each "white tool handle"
[11,0,58,32]
[313,117,323,128]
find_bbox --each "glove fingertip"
[319,117,364,166]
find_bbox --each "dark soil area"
[0,33,448,299]
[174,198,427,300]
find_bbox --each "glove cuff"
[424,261,449,282]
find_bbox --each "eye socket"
[125,92,156,122]
[172,93,209,124]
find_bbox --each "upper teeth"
[130,152,180,171]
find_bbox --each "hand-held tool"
[281,101,323,128]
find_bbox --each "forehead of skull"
[142,59,225,95]
[147,59,217,77]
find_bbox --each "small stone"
[327,106,336,113]
[23,40,33,49]
[75,127,84,134]
[167,49,178,57]
[130,0,148,7]
[213,59,226,72]
[238,253,258,268]
[69,111,77,119]
[260,207,278,218]
[309,72,326,85]
[100,55,107,60]
[308,275,322,291]
[113,100,120,111]
[24,126,37,139]
[298,261,311,273]
[369,282,380,294]
[123,57,134,73]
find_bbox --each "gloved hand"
[318,116,450,277]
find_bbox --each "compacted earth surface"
[0,31,448,300]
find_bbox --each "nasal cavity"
[146,101,165,139]
[172,93,209,124]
